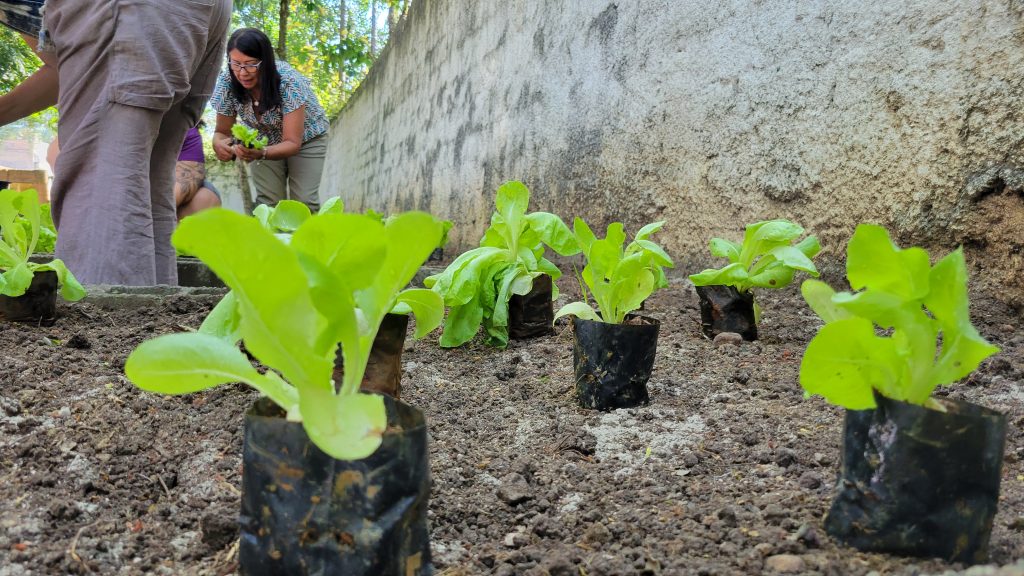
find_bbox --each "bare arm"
[0,33,58,127]
[236,106,306,162]
[174,161,206,207]
[266,106,305,160]
[212,113,237,162]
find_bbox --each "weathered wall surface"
[322,0,1024,306]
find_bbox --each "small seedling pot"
[695,284,756,340]
[239,395,431,576]
[176,257,226,288]
[573,315,659,410]
[0,270,57,326]
[508,274,554,340]
[334,313,409,399]
[825,392,1006,564]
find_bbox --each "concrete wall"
[205,159,246,214]
[322,0,1024,306]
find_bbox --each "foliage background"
[0,1,407,147]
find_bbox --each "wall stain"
[588,4,619,45]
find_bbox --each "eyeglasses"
[229,60,262,73]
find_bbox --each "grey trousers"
[45,0,231,285]
[250,134,327,213]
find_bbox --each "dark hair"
[226,28,282,114]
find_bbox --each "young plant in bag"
[0,189,85,301]
[800,223,999,410]
[554,218,674,324]
[689,219,820,320]
[425,181,579,347]
[125,208,446,460]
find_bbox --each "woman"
[211,28,329,212]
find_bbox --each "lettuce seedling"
[231,123,268,150]
[554,218,674,324]
[689,219,820,292]
[365,208,452,250]
[0,189,84,301]
[253,199,313,236]
[425,181,580,348]
[800,224,999,410]
[125,208,446,460]
[251,198,346,244]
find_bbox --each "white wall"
[322,0,1024,305]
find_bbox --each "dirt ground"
[0,274,1022,576]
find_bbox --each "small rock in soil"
[716,506,738,527]
[503,531,528,548]
[583,521,612,545]
[65,334,91,349]
[774,448,798,467]
[713,332,743,347]
[495,365,517,381]
[798,471,822,489]
[541,552,576,576]
[0,396,20,416]
[793,523,821,548]
[765,554,805,573]
[200,511,238,550]
[497,472,533,505]
[730,370,751,384]
[1008,517,1024,531]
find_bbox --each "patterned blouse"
[210,61,329,146]
[0,0,44,37]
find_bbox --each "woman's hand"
[233,143,264,163]
[212,137,236,162]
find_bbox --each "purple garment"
[177,127,205,163]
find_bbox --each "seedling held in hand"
[231,123,268,150]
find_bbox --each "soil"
[1,277,1023,576]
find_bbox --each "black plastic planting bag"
[695,284,756,340]
[176,257,226,288]
[334,313,409,398]
[826,393,1006,564]
[573,315,659,410]
[0,270,57,325]
[508,274,554,339]
[239,396,432,576]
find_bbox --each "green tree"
[231,0,409,118]
[0,27,40,93]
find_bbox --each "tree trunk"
[387,2,396,39]
[236,158,255,216]
[370,0,377,56]
[277,0,289,60]
[338,0,347,85]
